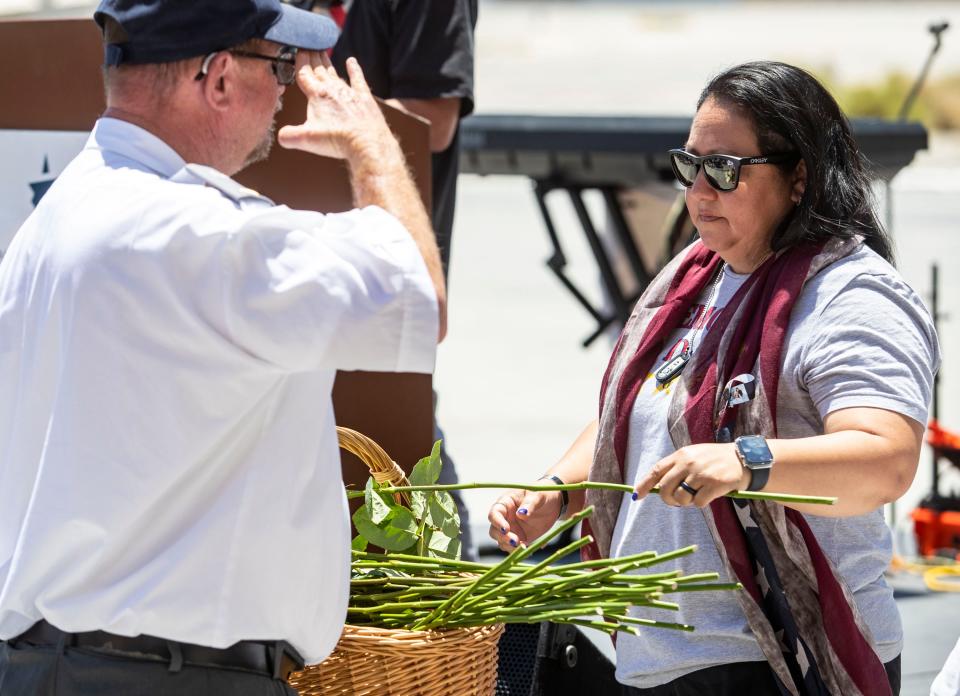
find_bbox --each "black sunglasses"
[195,47,299,86]
[668,148,800,192]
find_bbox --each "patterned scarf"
[584,236,892,696]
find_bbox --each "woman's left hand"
[633,443,750,508]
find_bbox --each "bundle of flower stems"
[348,505,741,636]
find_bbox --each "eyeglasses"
[195,46,299,86]
[668,148,800,192]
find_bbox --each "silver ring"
[678,481,699,497]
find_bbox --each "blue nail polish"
[500,527,506,534]
[631,492,638,501]
[509,539,517,547]
[517,508,528,515]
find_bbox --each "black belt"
[7,620,305,681]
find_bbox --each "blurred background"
[3,1,959,692]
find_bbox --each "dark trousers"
[620,656,901,696]
[0,641,297,696]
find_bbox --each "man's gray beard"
[243,97,283,169]
[243,121,275,169]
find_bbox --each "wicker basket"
[288,427,504,696]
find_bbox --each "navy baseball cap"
[94,0,339,67]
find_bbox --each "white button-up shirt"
[0,118,438,664]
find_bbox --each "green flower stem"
[377,481,632,494]
[661,582,743,594]
[456,536,594,614]
[571,587,673,599]
[359,589,419,602]
[522,562,671,605]
[362,588,456,602]
[564,618,642,636]
[549,547,691,574]
[604,614,696,632]
[346,483,747,634]
[518,566,624,607]
[351,576,471,587]
[602,570,682,584]
[366,585,470,600]
[351,558,479,573]
[535,544,694,579]
[349,599,445,613]
[377,481,837,506]
[463,604,632,625]
[413,506,595,630]
[672,572,721,584]
[468,603,628,620]
[352,550,493,572]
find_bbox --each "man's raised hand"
[278,56,395,162]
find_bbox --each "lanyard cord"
[685,263,725,358]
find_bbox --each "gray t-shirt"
[610,245,940,688]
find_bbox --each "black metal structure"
[496,622,619,696]
[459,114,928,345]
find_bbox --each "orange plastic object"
[912,507,960,557]
[928,419,960,450]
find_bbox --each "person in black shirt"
[332,0,477,277]
[332,0,478,560]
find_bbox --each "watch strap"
[746,465,771,492]
[539,475,569,519]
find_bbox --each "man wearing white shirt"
[0,1,445,694]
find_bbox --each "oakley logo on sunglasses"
[668,149,800,192]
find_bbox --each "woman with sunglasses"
[489,61,938,696]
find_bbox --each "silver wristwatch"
[734,435,774,492]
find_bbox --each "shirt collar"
[85,117,187,178]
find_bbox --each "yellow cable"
[890,554,960,592]
[890,554,940,574]
[924,566,960,593]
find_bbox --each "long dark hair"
[697,61,894,263]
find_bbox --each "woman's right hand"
[487,487,563,552]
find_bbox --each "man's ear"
[791,158,807,204]
[199,52,234,111]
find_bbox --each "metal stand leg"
[533,181,614,345]
[600,187,651,290]
[532,180,653,347]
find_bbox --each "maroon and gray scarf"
[584,236,892,696]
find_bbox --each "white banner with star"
[0,130,88,257]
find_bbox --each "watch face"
[738,436,773,465]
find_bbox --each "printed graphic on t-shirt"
[647,300,725,395]
[680,302,723,333]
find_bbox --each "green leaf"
[351,534,368,552]
[435,491,458,518]
[409,440,443,487]
[426,527,461,560]
[377,566,410,578]
[353,505,419,552]
[364,478,396,525]
[352,565,408,579]
[389,507,419,535]
[426,493,461,540]
[410,490,428,521]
